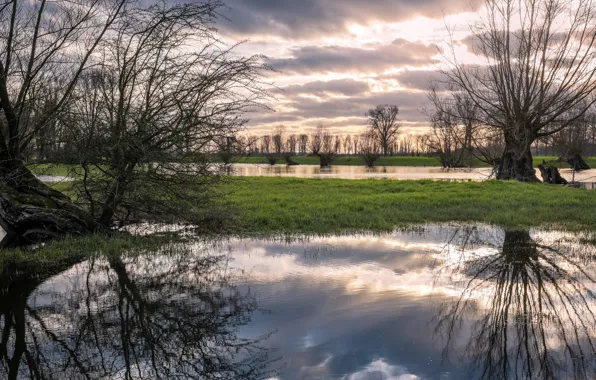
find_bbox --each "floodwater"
[3,224,596,379]
[228,163,596,184]
[34,165,596,187]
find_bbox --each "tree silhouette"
[434,227,596,379]
[0,244,276,379]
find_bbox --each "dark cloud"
[218,0,478,39]
[268,39,439,75]
[393,69,445,90]
[248,89,430,131]
[275,78,370,97]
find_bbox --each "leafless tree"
[343,135,353,155]
[287,134,298,155]
[549,106,595,170]
[0,0,130,243]
[59,2,271,227]
[272,125,285,155]
[440,0,596,181]
[261,135,278,165]
[309,124,337,167]
[427,90,504,168]
[366,104,401,156]
[434,227,596,379]
[357,130,381,167]
[298,134,309,155]
[0,243,277,379]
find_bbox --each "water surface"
[228,163,596,185]
[2,225,596,379]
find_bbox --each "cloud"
[268,40,439,75]
[343,359,421,380]
[393,69,446,91]
[276,78,371,97]
[219,0,478,39]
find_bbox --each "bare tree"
[272,125,285,155]
[0,0,129,243]
[366,104,401,156]
[440,0,596,181]
[426,109,470,168]
[298,134,309,155]
[434,227,596,379]
[309,124,337,167]
[428,90,504,168]
[261,135,278,165]
[343,135,353,155]
[59,2,270,227]
[357,130,381,167]
[287,134,298,155]
[550,106,594,170]
[0,243,277,379]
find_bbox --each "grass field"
[222,177,596,234]
[233,155,596,168]
[24,161,596,236]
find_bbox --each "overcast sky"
[214,0,482,136]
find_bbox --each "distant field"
[223,177,596,235]
[232,155,596,168]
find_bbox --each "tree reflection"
[0,244,276,379]
[435,228,596,379]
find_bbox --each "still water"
[229,164,596,184]
[2,225,596,379]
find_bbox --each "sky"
[214,0,483,137]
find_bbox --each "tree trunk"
[497,138,539,182]
[566,153,591,171]
[318,154,334,167]
[0,159,102,246]
[538,164,568,184]
[502,230,536,263]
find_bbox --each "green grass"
[0,233,181,278]
[233,155,596,168]
[223,177,596,235]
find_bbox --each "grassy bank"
[223,177,596,234]
[232,155,596,168]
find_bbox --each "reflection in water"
[435,228,596,379]
[0,245,276,380]
[228,163,596,185]
[2,226,596,379]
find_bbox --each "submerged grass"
[223,177,596,234]
[0,233,180,279]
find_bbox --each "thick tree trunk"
[0,160,102,246]
[502,230,536,263]
[496,138,539,182]
[538,164,568,184]
[566,153,591,171]
[318,154,334,167]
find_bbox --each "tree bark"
[496,138,539,182]
[0,159,102,246]
[538,164,568,184]
[566,153,591,171]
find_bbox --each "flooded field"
[3,224,596,379]
[229,164,596,185]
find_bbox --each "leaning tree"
[62,2,270,227]
[0,0,270,244]
[440,0,596,181]
[0,0,128,243]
